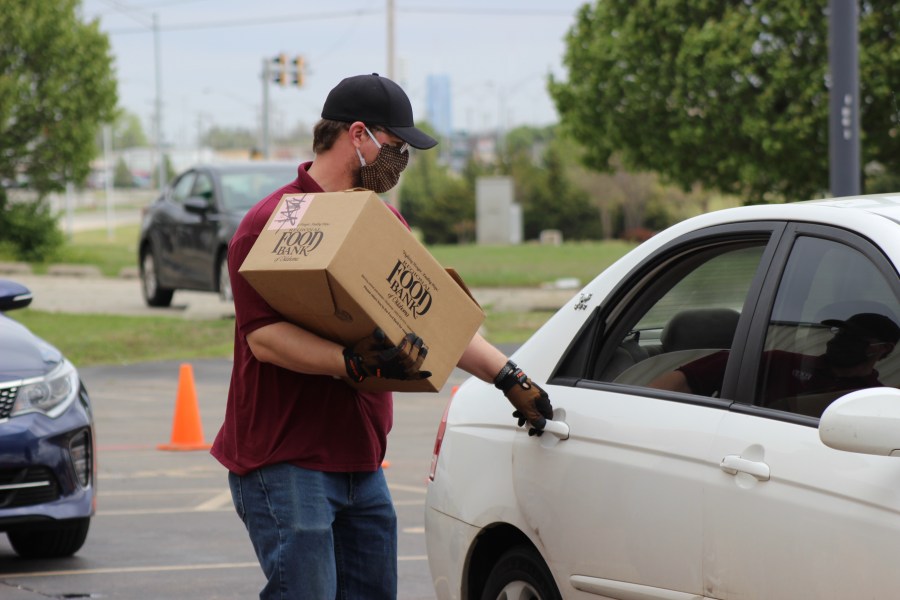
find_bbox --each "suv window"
[590,240,767,393]
[170,172,196,204]
[756,235,900,417]
[193,173,215,205]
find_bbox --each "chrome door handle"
[720,454,770,481]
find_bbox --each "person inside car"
[649,312,900,407]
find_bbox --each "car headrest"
[661,308,741,352]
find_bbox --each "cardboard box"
[238,190,485,392]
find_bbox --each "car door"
[153,171,196,286]
[512,225,783,598]
[707,225,900,599]
[174,170,220,288]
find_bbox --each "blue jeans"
[228,464,397,600]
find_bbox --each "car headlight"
[11,359,80,419]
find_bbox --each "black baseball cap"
[321,73,438,150]
[822,312,900,343]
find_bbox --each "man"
[650,312,899,408]
[210,73,553,600]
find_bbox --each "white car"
[425,194,900,600]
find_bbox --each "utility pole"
[261,58,272,158]
[387,0,395,79]
[828,0,860,197]
[261,54,306,159]
[153,12,165,190]
[386,0,400,210]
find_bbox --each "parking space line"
[389,483,427,494]
[393,499,425,506]
[1,557,428,579]
[99,488,225,497]
[97,507,233,516]
[194,490,233,511]
[0,562,259,578]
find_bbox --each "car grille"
[0,467,61,508]
[0,385,17,419]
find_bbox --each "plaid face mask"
[356,127,410,193]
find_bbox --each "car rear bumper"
[425,502,480,600]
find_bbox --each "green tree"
[400,144,474,245]
[202,126,258,151]
[503,126,601,240]
[549,0,900,203]
[152,154,176,188]
[0,0,117,193]
[0,0,117,260]
[113,110,148,149]
[113,157,134,188]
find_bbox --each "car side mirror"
[819,387,900,456]
[0,279,33,311]
[184,196,213,215]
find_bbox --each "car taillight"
[428,386,457,481]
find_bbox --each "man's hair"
[312,119,350,154]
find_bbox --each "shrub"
[0,198,64,262]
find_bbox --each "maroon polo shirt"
[211,162,407,475]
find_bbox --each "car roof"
[680,193,900,231]
[802,193,900,223]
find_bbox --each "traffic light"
[293,56,305,88]
[273,53,289,86]
[269,53,305,88]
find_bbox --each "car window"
[755,235,900,417]
[193,173,215,204]
[220,168,296,211]
[589,240,768,393]
[170,172,196,204]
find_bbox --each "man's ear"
[879,342,895,360]
[347,121,367,148]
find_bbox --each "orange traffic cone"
[158,363,212,451]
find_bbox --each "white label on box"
[269,194,315,231]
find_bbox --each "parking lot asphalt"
[0,250,564,597]
[1,358,470,599]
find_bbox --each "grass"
[1,224,140,278]
[59,224,140,277]
[482,310,557,345]
[12,308,558,366]
[13,309,235,366]
[3,222,636,286]
[429,241,636,288]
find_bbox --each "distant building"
[426,74,453,139]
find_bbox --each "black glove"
[494,360,553,436]
[343,327,431,382]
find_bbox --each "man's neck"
[306,153,355,192]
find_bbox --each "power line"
[104,9,381,34]
[98,6,574,35]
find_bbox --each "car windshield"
[220,165,297,211]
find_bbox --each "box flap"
[445,268,482,309]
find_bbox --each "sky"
[79,0,588,149]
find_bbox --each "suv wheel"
[141,248,174,307]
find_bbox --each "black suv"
[138,161,298,306]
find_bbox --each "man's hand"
[344,327,431,382]
[494,360,553,436]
